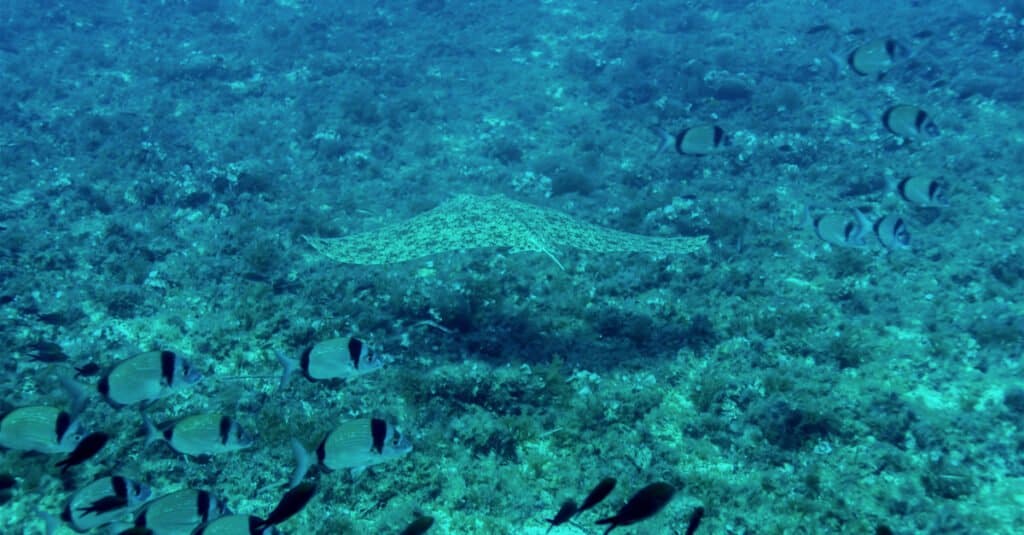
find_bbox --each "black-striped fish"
[134,488,229,535]
[289,418,412,488]
[873,214,911,250]
[0,406,84,454]
[98,350,203,407]
[60,475,152,533]
[810,210,872,248]
[655,125,730,156]
[144,414,253,457]
[882,104,940,140]
[847,38,907,79]
[193,483,316,535]
[276,337,383,388]
[897,176,947,207]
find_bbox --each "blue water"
[1,1,1022,533]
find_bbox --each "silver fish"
[193,515,279,535]
[882,104,940,140]
[847,38,907,79]
[811,209,871,248]
[195,483,316,535]
[289,418,412,488]
[135,488,229,535]
[654,124,730,157]
[275,337,383,388]
[144,414,253,457]
[60,475,152,533]
[897,176,947,207]
[874,214,911,250]
[0,406,83,454]
[98,350,203,407]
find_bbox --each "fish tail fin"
[853,208,873,245]
[143,416,161,448]
[651,126,673,157]
[57,373,88,417]
[824,28,847,71]
[275,350,297,391]
[884,174,902,195]
[251,517,269,532]
[54,455,71,473]
[803,206,817,232]
[36,509,60,535]
[288,438,311,490]
[825,50,845,76]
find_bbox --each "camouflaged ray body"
[305,194,706,265]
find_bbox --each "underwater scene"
[1,0,1023,533]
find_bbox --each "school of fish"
[1,19,963,535]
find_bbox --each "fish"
[655,125,729,156]
[98,350,203,407]
[0,406,84,454]
[847,38,907,79]
[191,484,316,535]
[289,417,412,488]
[55,432,109,473]
[27,341,70,363]
[810,209,872,248]
[74,362,102,378]
[254,482,316,531]
[685,506,705,535]
[594,481,675,534]
[576,477,616,516]
[873,214,911,250]
[144,414,253,457]
[61,475,152,533]
[275,337,383,389]
[881,104,940,140]
[192,516,268,535]
[134,488,229,535]
[546,500,578,533]
[399,515,435,535]
[78,495,130,516]
[897,176,947,207]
